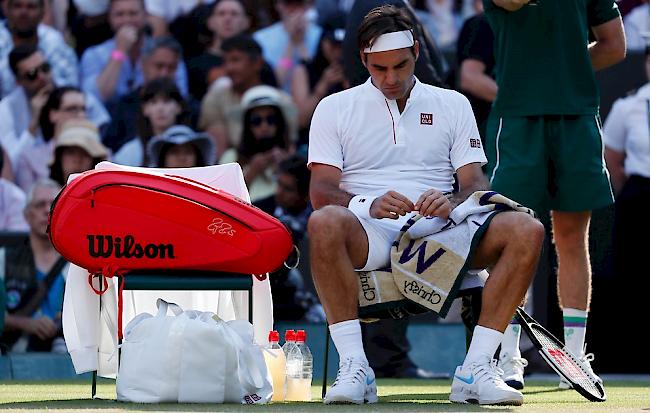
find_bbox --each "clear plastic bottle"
[282,329,296,358]
[285,329,312,401]
[263,330,286,402]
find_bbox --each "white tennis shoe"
[324,357,379,404]
[450,357,523,406]
[559,351,602,389]
[498,352,528,390]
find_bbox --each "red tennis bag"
[48,169,293,275]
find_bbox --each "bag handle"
[199,310,265,391]
[216,319,265,391]
[156,298,184,317]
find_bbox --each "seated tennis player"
[307,5,544,406]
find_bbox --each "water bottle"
[282,329,296,358]
[285,329,312,401]
[263,330,286,402]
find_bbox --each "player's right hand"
[370,191,415,219]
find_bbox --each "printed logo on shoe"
[366,375,375,386]
[454,373,474,385]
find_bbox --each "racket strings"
[530,327,602,396]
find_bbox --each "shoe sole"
[324,396,379,405]
[324,388,379,405]
[450,394,523,406]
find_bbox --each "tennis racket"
[515,307,606,402]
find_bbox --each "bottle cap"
[285,329,296,341]
[268,330,279,342]
[296,330,306,342]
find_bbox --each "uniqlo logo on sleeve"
[420,113,433,125]
[470,138,481,148]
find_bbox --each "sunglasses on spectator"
[20,62,51,81]
[249,114,278,127]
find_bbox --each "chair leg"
[91,371,97,398]
[248,287,253,324]
[92,273,103,399]
[322,322,330,399]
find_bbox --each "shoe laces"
[580,352,598,376]
[502,356,528,371]
[332,358,368,387]
[579,344,595,369]
[579,345,602,383]
[473,359,505,384]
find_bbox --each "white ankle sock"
[563,308,588,356]
[501,318,522,359]
[463,325,503,367]
[329,319,367,362]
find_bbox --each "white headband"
[364,30,414,53]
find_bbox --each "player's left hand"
[415,189,452,220]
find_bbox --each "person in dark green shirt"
[483,0,625,390]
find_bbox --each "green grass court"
[1,379,649,412]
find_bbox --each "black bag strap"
[15,256,67,317]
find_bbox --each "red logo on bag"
[207,218,236,236]
[420,113,433,125]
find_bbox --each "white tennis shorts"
[351,210,411,272]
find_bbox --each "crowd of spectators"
[0,0,646,373]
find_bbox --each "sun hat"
[241,85,298,141]
[54,119,108,160]
[147,125,216,167]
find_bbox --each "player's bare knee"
[508,212,546,255]
[511,214,545,256]
[527,217,545,250]
[308,205,352,243]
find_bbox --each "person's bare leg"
[310,206,380,404]
[307,205,370,324]
[450,211,543,406]
[471,212,545,331]
[551,211,593,371]
[551,210,591,311]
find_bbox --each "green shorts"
[485,114,614,214]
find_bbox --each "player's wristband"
[348,195,377,219]
[111,49,127,62]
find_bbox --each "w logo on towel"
[398,240,446,274]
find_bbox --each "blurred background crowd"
[0,0,648,375]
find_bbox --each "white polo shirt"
[603,83,650,178]
[308,77,487,202]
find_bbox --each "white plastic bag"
[116,299,272,404]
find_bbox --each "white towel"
[389,191,535,317]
